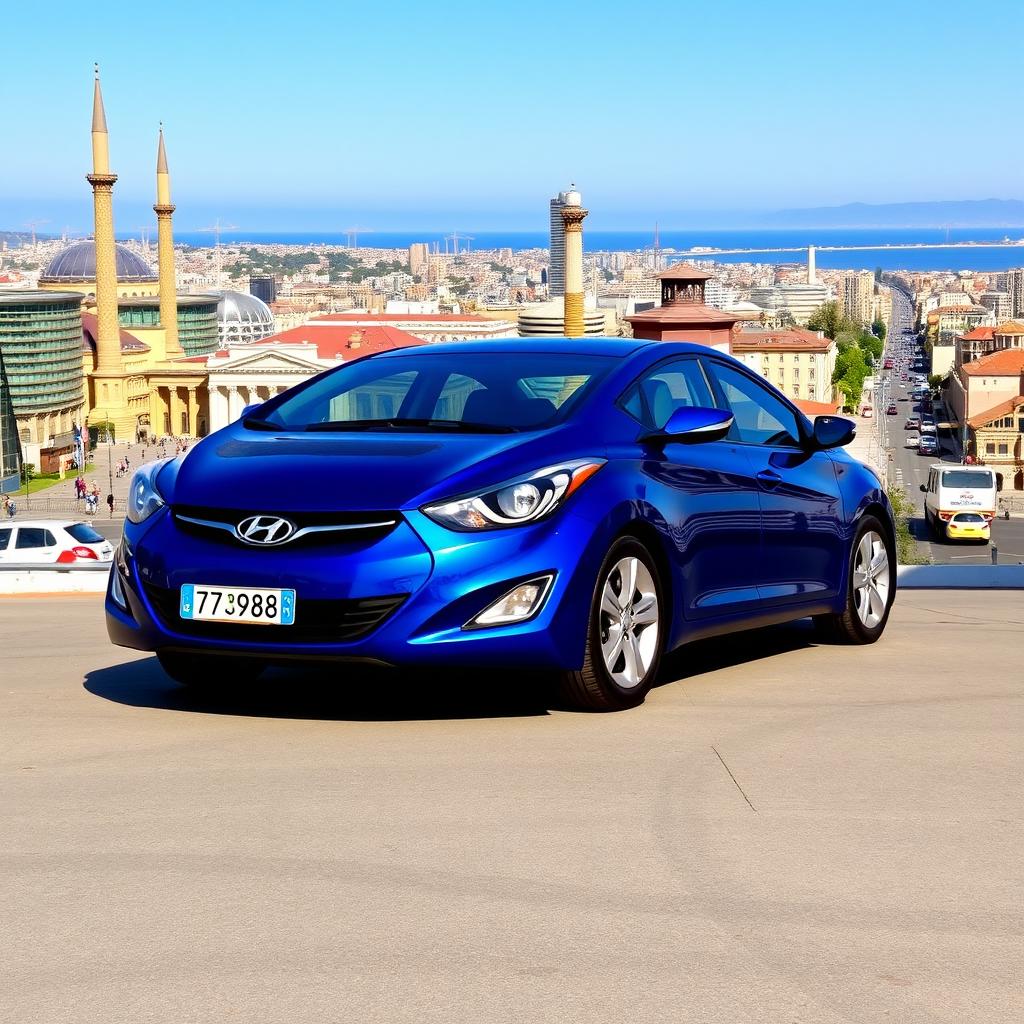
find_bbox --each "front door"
[705,359,845,605]
[620,357,763,622]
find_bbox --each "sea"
[170,226,1024,273]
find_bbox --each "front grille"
[171,505,399,548]
[143,583,406,644]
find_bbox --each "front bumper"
[105,506,609,671]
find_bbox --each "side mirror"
[647,406,734,446]
[811,415,856,450]
[240,403,262,420]
[919,484,927,493]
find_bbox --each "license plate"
[180,585,296,625]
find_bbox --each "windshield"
[249,352,617,433]
[941,470,994,489]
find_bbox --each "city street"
[1,593,1021,1023]
[874,288,1024,563]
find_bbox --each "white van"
[921,465,997,537]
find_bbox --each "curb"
[896,564,1024,589]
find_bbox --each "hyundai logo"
[235,515,297,546]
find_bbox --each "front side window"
[708,361,802,447]
[620,358,715,430]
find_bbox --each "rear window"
[66,523,105,543]
[952,513,985,523]
[941,471,994,489]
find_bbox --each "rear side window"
[15,528,56,549]
[0,528,10,550]
[66,523,105,543]
[620,358,715,430]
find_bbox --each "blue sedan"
[107,338,895,711]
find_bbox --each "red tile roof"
[311,312,490,324]
[959,326,995,341]
[995,320,1024,335]
[960,349,1024,376]
[967,395,1024,430]
[731,328,833,353]
[254,324,424,358]
[795,398,844,417]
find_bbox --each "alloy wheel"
[852,530,890,629]
[598,556,659,689]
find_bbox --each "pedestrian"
[6,497,15,519]
[106,492,115,517]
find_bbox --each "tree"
[872,317,887,342]
[807,301,858,340]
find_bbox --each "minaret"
[807,245,817,285]
[87,65,121,374]
[560,185,588,338]
[154,125,182,358]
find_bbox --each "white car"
[0,520,114,564]
[906,435,920,449]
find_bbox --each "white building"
[204,324,425,432]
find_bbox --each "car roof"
[366,336,660,359]
[0,520,83,528]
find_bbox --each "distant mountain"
[761,200,1024,228]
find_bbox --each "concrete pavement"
[1,592,1021,1023]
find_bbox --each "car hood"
[168,425,587,512]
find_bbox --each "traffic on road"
[875,287,1024,563]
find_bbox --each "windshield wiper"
[304,418,518,434]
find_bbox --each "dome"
[208,289,276,345]
[41,240,157,283]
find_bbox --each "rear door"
[704,359,845,606]
[13,527,60,564]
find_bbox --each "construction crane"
[23,219,49,246]
[341,227,372,248]
[445,232,472,255]
[196,218,239,283]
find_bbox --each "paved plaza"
[1,591,1021,1023]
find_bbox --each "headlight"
[422,460,604,531]
[126,462,168,524]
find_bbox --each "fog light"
[466,575,554,629]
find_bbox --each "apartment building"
[730,328,837,404]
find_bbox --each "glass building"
[0,291,85,444]
[117,295,221,358]
[0,347,21,493]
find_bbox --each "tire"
[814,515,895,645]
[157,651,265,689]
[559,537,665,712]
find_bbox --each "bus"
[921,465,998,539]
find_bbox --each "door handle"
[756,469,782,488]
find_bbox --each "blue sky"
[3,0,1023,231]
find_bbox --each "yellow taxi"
[945,512,991,543]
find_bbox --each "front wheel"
[559,537,664,712]
[815,515,895,644]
